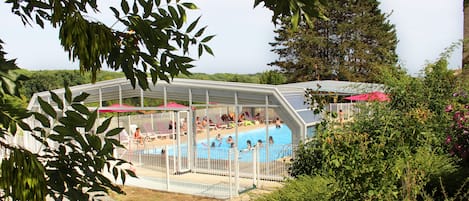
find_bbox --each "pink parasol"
[98,103,137,142]
[98,103,137,113]
[156,102,189,110]
[344,91,390,102]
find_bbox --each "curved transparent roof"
[28,78,383,142]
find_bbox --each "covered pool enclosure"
[26,78,384,147]
[23,78,384,198]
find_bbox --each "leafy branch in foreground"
[0,84,135,200]
[6,0,214,89]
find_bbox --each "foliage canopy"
[270,0,398,83]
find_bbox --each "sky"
[0,0,463,76]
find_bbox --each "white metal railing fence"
[328,103,357,121]
[118,142,294,199]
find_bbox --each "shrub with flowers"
[445,90,469,165]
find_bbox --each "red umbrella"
[156,102,189,110]
[344,91,390,102]
[98,104,137,142]
[98,103,136,113]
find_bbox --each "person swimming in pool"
[275,117,281,128]
[256,139,263,147]
[227,135,233,144]
[241,140,253,152]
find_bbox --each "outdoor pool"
[143,125,293,162]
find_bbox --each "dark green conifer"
[270,0,398,83]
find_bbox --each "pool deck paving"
[104,166,283,200]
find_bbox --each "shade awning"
[98,103,137,113]
[344,91,390,102]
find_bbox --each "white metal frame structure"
[23,78,384,198]
[27,78,384,145]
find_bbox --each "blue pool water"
[143,125,292,162]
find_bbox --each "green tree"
[284,55,467,200]
[258,70,286,85]
[20,70,124,100]
[270,0,398,83]
[1,0,325,199]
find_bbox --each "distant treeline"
[16,70,278,104]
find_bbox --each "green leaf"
[17,120,32,131]
[71,104,90,115]
[143,0,153,18]
[177,5,187,23]
[85,110,98,132]
[168,6,181,28]
[121,0,130,14]
[106,128,123,137]
[97,118,112,134]
[332,159,340,167]
[201,35,215,43]
[120,170,127,184]
[50,92,64,110]
[72,92,90,103]
[132,0,139,13]
[194,26,206,37]
[110,7,120,18]
[185,16,200,33]
[90,134,102,149]
[35,14,44,28]
[181,2,197,9]
[33,112,50,127]
[38,97,57,119]
[64,111,87,126]
[203,44,213,56]
[10,122,17,134]
[64,85,72,104]
[198,44,203,57]
[291,10,300,31]
[125,168,137,177]
[112,167,118,180]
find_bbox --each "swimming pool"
[144,125,292,162]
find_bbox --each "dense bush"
[261,56,469,200]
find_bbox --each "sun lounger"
[143,123,171,140]
[118,129,130,146]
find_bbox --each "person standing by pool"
[227,135,233,144]
[269,136,274,144]
[216,133,222,142]
[339,109,344,126]
[275,117,281,128]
